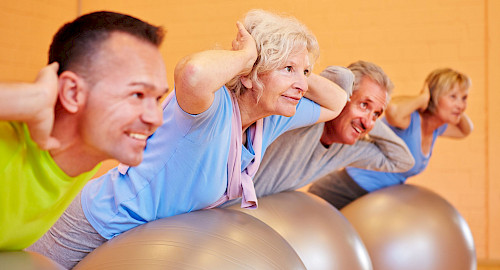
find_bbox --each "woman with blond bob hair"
[309,67,473,209]
[28,9,350,268]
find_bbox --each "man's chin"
[350,133,364,144]
[339,136,358,145]
[118,154,143,167]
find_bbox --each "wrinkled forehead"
[351,80,389,108]
[286,46,311,66]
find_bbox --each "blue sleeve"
[261,97,320,149]
[171,86,228,142]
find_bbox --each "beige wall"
[2,0,498,260]
[0,1,77,81]
[487,0,500,260]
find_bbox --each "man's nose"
[142,99,163,129]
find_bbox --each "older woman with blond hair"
[28,9,350,268]
[309,67,473,209]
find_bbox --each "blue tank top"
[346,111,447,192]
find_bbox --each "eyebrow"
[362,97,385,113]
[286,59,311,69]
[129,82,170,94]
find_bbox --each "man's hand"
[26,62,61,150]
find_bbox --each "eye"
[155,95,164,105]
[360,102,367,109]
[304,69,310,76]
[285,66,293,72]
[373,111,381,118]
[132,92,144,99]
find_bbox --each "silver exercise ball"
[341,184,476,270]
[0,251,64,270]
[74,208,306,270]
[228,191,372,270]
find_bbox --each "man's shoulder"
[0,121,26,150]
[277,122,323,140]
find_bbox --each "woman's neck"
[236,91,270,133]
[419,110,445,135]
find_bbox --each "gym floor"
[478,261,500,270]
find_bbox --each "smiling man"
[222,60,415,208]
[0,11,168,250]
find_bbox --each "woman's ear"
[240,76,253,89]
[57,71,88,113]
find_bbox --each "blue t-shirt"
[81,86,320,239]
[346,111,447,192]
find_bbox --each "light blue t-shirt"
[81,86,320,239]
[346,111,447,192]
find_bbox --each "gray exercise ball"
[74,208,306,270]
[228,191,372,270]
[341,184,476,270]
[0,251,64,270]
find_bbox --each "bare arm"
[347,120,415,172]
[174,22,257,115]
[0,62,60,149]
[305,73,348,123]
[442,113,473,138]
[385,83,430,129]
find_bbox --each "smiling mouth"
[352,121,367,135]
[127,132,149,140]
[282,95,301,103]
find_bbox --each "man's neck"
[50,146,102,177]
[320,121,337,147]
[49,117,102,177]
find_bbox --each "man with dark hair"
[0,11,169,250]
[223,61,415,208]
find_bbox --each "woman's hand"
[386,83,431,129]
[173,21,258,115]
[232,21,258,76]
[418,83,431,113]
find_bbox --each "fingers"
[421,82,430,93]
[232,39,239,51]
[36,62,59,82]
[29,123,61,150]
[232,21,247,51]
[235,21,252,41]
[236,21,245,36]
[47,62,59,72]
[37,137,61,151]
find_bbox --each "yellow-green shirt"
[0,121,99,250]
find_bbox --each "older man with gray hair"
[223,60,415,208]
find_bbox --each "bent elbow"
[174,56,205,91]
[391,152,415,173]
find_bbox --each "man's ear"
[240,76,253,89]
[58,71,88,113]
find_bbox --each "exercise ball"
[228,191,372,270]
[341,184,476,270]
[0,251,64,270]
[74,208,306,270]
